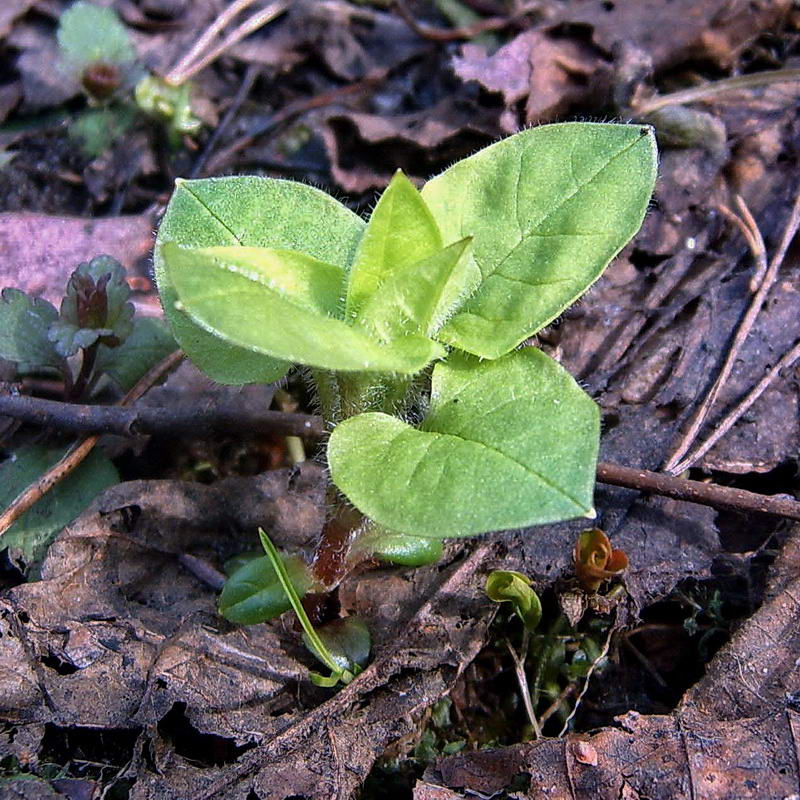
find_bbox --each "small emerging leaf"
[166,243,445,374]
[574,528,628,592]
[49,255,134,357]
[486,570,542,631]
[0,289,62,371]
[218,551,313,624]
[0,444,118,570]
[421,123,658,358]
[346,169,442,318]
[357,238,473,342]
[328,347,599,538]
[154,176,365,385]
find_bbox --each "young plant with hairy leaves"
[154,122,657,644]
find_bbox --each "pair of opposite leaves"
[155,123,657,538]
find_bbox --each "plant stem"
[69,342,100,401]
[311,493,364,589]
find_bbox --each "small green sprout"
[153,123,657,652]
[55,1,202,155]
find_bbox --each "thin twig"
[392,0,519,41]
[190,64,259,178]
[633,67,800,115]
[0,350,184,539]
[673,339,800,473]
[165,0,288,86]
[537,682,576,727]
[0,393,325,439]
[3,395,800,521]
[596,462,800,521]
[664,189,800,475]
[558,625,614,737]
[505,631,541,739]
[165,0,259,84]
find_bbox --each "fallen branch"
[2,394,799,522]
[0,392,325,440]
[596,462,800,522]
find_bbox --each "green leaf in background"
[165,244,445,373]
[0,289,62,371]
[346,169,442,318]
[218,552,313,624]
[49,255,135,357]
[356,238,473,342]
[0,444,118,569]
[421,123,657,358]
[57,1,136,71]
[154,176,366,384]
[95,317,176,392]
[328,347,599,538]
[485,569,542,631]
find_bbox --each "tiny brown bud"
[81,62,121,101]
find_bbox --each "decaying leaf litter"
[1,0,800,797]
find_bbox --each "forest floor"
[1,1,800,798]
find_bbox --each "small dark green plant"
[153,123,657,649]
[0,256,175,568]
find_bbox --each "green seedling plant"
[0,256,176,569]
[57,1,201,156]
[154,122,657,672]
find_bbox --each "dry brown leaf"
[418,525,800,799]
[453,30,607,125]
[0,212,154,304]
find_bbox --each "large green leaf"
[0,289,62,371]
[421,123,657,358]
[346,170,442,318]
[1,444,118,569]
[155,176,366,384]
[165,244,445,373]
[328,348,599,537]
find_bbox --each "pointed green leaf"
[155,176,366,384]
[0,289,61,370]
[421,123,657,358]
[357,237,473,342]
[328,347,599,538]
[165,243,445,374]
[346,170,442,319]
[95,317,177,392]
[1,444,118,570]
[218,552,313,625]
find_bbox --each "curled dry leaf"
[453,30,607,126]
[574,528,628,593]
